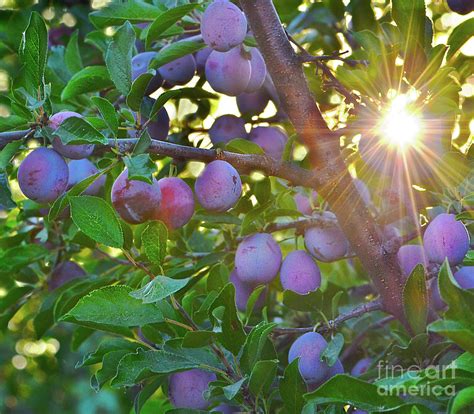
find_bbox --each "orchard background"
[0,0,473,413]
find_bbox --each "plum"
[158,47,196,85]
[49,261,86,290]
[447,0,474,15]
[288,332,331,384]
[280,250,321,294]
[304,212,349,262]
[248,126,288,160]
[67,159,106,196]
[49,111,95,159]
[195,160,242,212]
[307,359,344,390]
[294,190,318,215]
[205,47,252,96]
[131,52,164,94]
[201,0,247,52]
[129,108,170,141]
[430,277,446,311]
[111,169,161,224]
[235,232,282,284]
[423,213,470,266]
[209,115,247,145]
[18,148,69,204]
[351,357,372,376]
[195,47,212,75]
[236,89,270,116]
[245,48,267,92]
[454,267,474,289]
[229,269,266,311]
[397,244,429,278]
[168,369,216,409]
[154,177,195,229]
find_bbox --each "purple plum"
[229,269,266,311]
[158,47,196,85]
[129,108,170,141]
[280,250,321,294]
[111,169,161,224]
[131,52,163,95]
[195,47,212,75]
[430,277,446,311]
[154,177,195,229]
[195,160,242,212]
[248,126,288,160]
[447,0,474,15]
[454,267,474,289]
[423,213,470,266]
[49,261,86,290]
[294,190,318,215]
[49,111,95,159]
[245,48,267,92]
[351,357,372,376]
[168,369,216,409]
[397,244,429,278]
[205,47,251,96]
[307,359,344,390]
[288,332,331,384]
[18,148,69,204]
[209,115,247,145]
[236,90,270,116]
[201,0,247,52]
[235,233,282,284]
[67,159,105,196]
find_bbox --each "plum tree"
[304,212,350,262]
[397,244,429,277]
[67,159,105,196]
[158,47,196,85]
[236,89,270,116]
[154,177,195,229]
[131,52,164,94]
[288,332,331,384]
[194,160,242,212]
[423,213,470,266]
[447,0,474,15]
[245,47,267,92]
[454,267,474,289]
[49,111,95,159]
[248,126,288,160]
[201,0,247,52]
[209,115,247,145]
[168,369,216,409]
[205,47,251,96]
[235,232,282,284]
[18,147,69,204]
[49,261,86,290]
[111,169,162,224]
[229,269,266,311]
[294,190,318,215]
[351,357,372,376]
[280,250,321,294]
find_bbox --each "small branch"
[0,129,32,149]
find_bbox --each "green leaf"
[0,173,15,210]
[348,0,377,32]
[123,154,156,184]
[130,276,189,304]
[145,4,199,50]
[0,136,22,170]
[0,244,48,273]
[91,96,118,135]
[248,360,278,397]
[54,116,107,145]
[391,0,426,46]
[89,0,165,29]
[429,319,474,355]
[69,196,124,248]
[321,333,344,367]
[222,378,246,400]
[447,18,474,60]
[132,130,152,156]
[283,289,322,312]
[133,377,164,414]
[61,285,164,329]
[61,66,113,101]
[150,40,204,70]
[280,359,307,414]
[92,349,134,391]
[0,117,29,133]
[141,221,168,267]
[449,386,474,414]
[65,30,83,74]
[127,73,154,112]
[105,21,135,96]
[403,264,428,335]
[226,138,265,155]
[240,322,277,374]
[0,286,33,313]
[18,12,48,98]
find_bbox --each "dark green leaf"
[123,154,156,184]
[61,66,113,101]
[447,18,474,60]
[141,221,168,267]
[130,276,189,304]
[226,138,265,155]
[132,129,152,156]
[240,322,277,374]
[54,116,107,145]
[249,360,278,397]
[91,96,119,135]
[403,264,428,335]
[0,173,15,210]
[280,359,307,414]
[65,31,83,74]
[321,333,344,367]
[127,73,154,112]
[150,40,204,70]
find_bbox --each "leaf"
[448,386,474,414]
[91,96,118,135]
[141,221,168,267]
[280,360,307,414]
[222,378,246,400]
[403,264,428,335]
[134,377,164,414]
[69,196,124,248]
[89,0,165,29]
[0,173,15,210]
[132,130,152,156]
[240,322,277,374]
[0,116,29,133]
[0,244,48,273]
[321,333,344,367]
[447,18,474,60]
[61,286,164,329]
[283,289,322,312]
[429,319,474,355]
[127,73,154,112]
[130,276,189,304]
[123,154,156,184]
[61,66,113,101]
[145,4,199,50]
[248,360,278,397]
[0,286,33,313]
[18,12,48,98]
[54,116,107,145]
[92,349,133,391]
[391,0,426,46]
[226,138,265,155]
[150,40,204,70]
[65,30,83,74]
[105,21,135,96]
